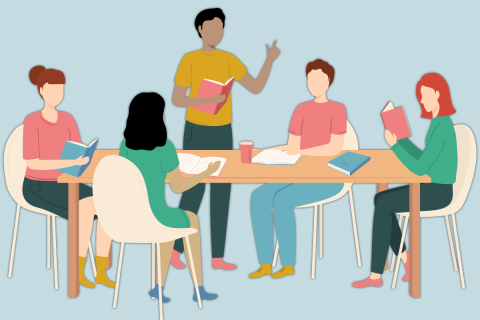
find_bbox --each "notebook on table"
[57,139,98,177]
[328,151,370,175]
[251,149,301,165]
[381,101,412,139]
[194,77,234,115]
[177,153,227,177]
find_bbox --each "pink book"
[194,77,234,115]
[381,102,412,140]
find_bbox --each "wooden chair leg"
[451,214,465,289]
[349,191,361,267]
[52,216,58,290]
[272,240,279,267]
[186,236,202,309]
[113,243,125,308]
[392,217,409,289]
[390,216,404,271]
[8,204,20,278]
[311,205,318,279]
[156,243,163,320]
[88,241,96,277]
[445,215,458,272]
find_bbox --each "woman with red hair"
[353,73,458,288]
[23,66,115,290]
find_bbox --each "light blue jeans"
[251,183,344,266]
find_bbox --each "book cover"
[328,151,370,175]
[381,102,412,140]
[194,77,234,115]
[57,139,98,177]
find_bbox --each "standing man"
[171,8,280,270]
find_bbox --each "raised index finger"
[272,40,277,47]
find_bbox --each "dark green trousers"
[371,183,453,274]
[174,121,233,258]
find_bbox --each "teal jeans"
[251,183,344,266]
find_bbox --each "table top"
[57,149,430,184]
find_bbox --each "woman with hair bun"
[23,65,116,290]
[353,73,458,288]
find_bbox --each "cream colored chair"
[272,121,361,279]
[4,125,96,289]
[93,155,202,320]
[391,124,476,289]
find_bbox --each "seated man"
[249,59,347,279]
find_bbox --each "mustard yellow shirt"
[174,50,247,126]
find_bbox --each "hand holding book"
[384,130,398,147]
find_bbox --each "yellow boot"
[249,264,272,279]
[79,257,95,288]
[271,266,294,279]
[95,256,116,288]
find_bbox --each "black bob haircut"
[124,92,167,151]
[195,8,225,38]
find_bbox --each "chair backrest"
[93,155,186,243]
[343,121,359,151]
[450,124,477,213]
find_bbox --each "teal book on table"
[328,151,370,175]
[57,139,98,177]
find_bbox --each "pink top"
[23,111,81,181]
[289,100,347,150]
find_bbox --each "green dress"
[119,139,190,228]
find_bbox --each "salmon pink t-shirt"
[23,111,81,181]
[289,100,347,150]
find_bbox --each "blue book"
[328,151,370,175]
[57,139,98,177]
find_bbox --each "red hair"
[29,65,65,97]
[416,73,456,119]
[306,59,335,86]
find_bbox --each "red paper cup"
[240,141,253,163]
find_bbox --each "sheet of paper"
[189,157,227,177]
[270,151,301,165]
[177,153,202,174]
[251,150,283,164]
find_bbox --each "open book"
[194,77,234,115]
[57,139,98,177]
[177,153,227,177]
[381,101,412,140]
[251,150,301,165]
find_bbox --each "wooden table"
[58,149,430,298]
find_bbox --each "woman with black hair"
[119,92,220,302]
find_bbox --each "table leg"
[409,183,421,298]
[107,244,112,269]
[68,183,80,298]
[376,183,389,270]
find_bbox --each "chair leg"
[390,215,404,272]
[451,214,465,289]
[319,204,323,259]
[392,216,409,289]
[47,215,51,269]
[88,241,97,277]
[445,215,458,272]
[113,242,125,308]
[8,204,21,278]
[311,205,318,279]
[152,243,156,300]
[348,190,361,267]
[52,216,58,290]
[272,240,279,267]
[156,243,163,320]
[185,236,203,309]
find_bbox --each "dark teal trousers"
[174,121,233,258]
[371,183,453,274]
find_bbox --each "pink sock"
[170,250,186,269]
[352,277,383,288]
[212,258,237,270]
[402,252,410,282]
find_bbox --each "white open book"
[251,150,301,165]
[177,153,227,177]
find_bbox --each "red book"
[381,102,412,140]
[194,77,234,115]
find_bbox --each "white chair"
[273,121,361,279]
[93,155,202,320]
[4,125,96,289]
[391,124,476,289]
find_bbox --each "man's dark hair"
[194,8,225,38]
[124,92,167,150]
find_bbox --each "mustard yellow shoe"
[271,266,294,279]
[79,257,96,288]
[95,256,116,288]
[248,264,272,279]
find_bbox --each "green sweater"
[391,116,457,184]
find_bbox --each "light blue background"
[1,0,479,319]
